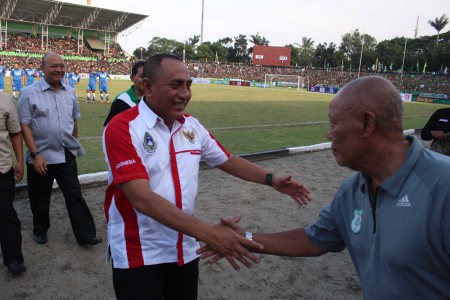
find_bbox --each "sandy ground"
[2,149,363,300]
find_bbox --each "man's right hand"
[33,155,47,175]
[198,214,260,270]
[431,130,447,139]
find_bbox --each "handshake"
[196,213,263,271]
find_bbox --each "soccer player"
[24,62,38,87]
[0,58,6,92]
[86,65,98,103]
[9,63,24,102]
[98,66,111,103]
[66,68,81,88]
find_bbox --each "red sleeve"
[104,111,149,185]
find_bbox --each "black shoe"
[79,237,102,246]
[7,261,26,275]
[33,234,48,244]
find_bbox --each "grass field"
[4,78,449,176]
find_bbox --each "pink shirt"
[103,99,230,269]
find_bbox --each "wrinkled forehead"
[328,88,357,117]
[45,54,64,64]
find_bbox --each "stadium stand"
[0,1,448,92]
[0,0,146,74]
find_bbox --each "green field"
[4,78,448,176]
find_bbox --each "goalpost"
[264,74,309,91]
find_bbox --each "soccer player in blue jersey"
[0,58,6,92]
[86,65,98,103]
[9,63,24,102]
[66,68,81,88]
[24,62,38,87]
[98,66,111,103]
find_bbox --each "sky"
[62,0,449,54]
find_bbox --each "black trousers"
[27,148,96,244]
[0,168,24,266]
[113,258,199,300]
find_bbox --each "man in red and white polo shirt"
[103,54,311,300]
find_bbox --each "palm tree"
[187,35,200,47]
[429,14,449,44]
[294,36,315,56]
[294,36,315,66]
[248,32,270,46]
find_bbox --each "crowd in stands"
[1,33,132,74]
[0,33,449,94]
[188,61,450,94]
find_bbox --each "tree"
[196,43,214,61]
[209,41,228,63]
[315,42,338,69]
[248,32,270,46]
[218,37,233,46]
[231,34,249,63]
[144,37,180,57]
[429,14,449,44]
[248,32,270,56]
[294,36,315,67]
[187,35,200,48]
[339,29,377,71]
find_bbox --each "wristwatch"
[30,151,40,159]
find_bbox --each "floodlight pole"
[358,32,365,78]
[200,0,204,44]
[400,38,407,89]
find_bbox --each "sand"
[2,149,363,299]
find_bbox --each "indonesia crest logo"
[143,132,157,153]
[183,130,196,144]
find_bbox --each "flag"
[375,57,378,72]
[416,62,420,72]
[215,51,218,64]
[423,62,427,73]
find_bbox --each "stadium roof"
[0,0,148,33]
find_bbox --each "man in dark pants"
[17,52,101,246]
[0,92,26,275]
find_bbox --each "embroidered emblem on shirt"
[351,209,363,233]
[143,132,157,153]
[396,195,411,207]
[182,130,196,144]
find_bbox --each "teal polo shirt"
[305,136,450,299]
